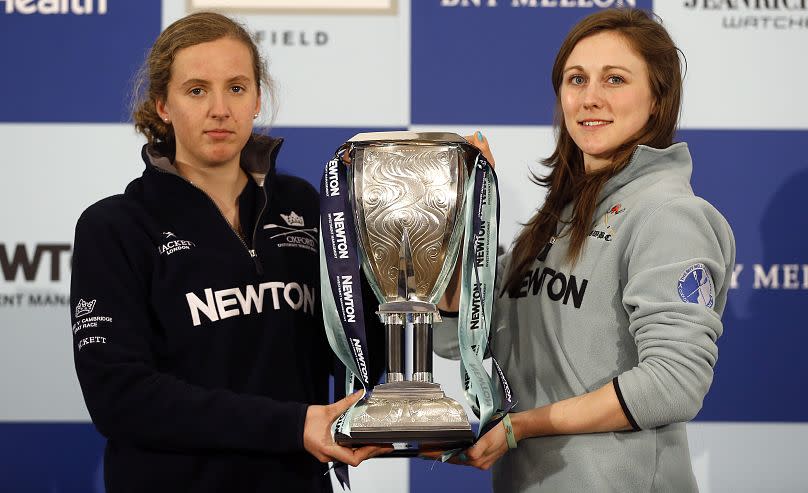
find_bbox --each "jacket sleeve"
[616,196,735,430]
[70,204,309,453]
[433,313,460,360]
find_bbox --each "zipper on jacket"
[249,249,263,276]
[249,185,269,276]
[188,180,259,271]
[537,235,556,262]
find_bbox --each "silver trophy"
[335,131,477,451]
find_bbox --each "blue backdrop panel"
[410,458,492,493]
[410,0,653,125]
[0,0,161,123]
[0,423,105,493]
[271,126,403,186]
[682,129,808,422]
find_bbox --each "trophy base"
[335,381,475,456]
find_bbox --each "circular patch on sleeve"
[677,263,715,308]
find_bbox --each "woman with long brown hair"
[69,12,385,493]
[436,8,735,492]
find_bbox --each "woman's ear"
[156,98,170,123]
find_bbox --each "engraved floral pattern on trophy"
[353,396,466,427]
[359,145,459,301]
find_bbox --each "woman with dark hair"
[436,8,735,492]
[70,12,384,493]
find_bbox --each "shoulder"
[619,143,695,214]
[272,173,319,215]
[627,175,692,219]
[75,179,150,242]
[624,195,736,278]
[274,173,318,197]
[621,156,732,243]
[78,195,134,229]
[636,195,733,241]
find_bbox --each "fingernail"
[475,131,484,141]
[458,453,469,462]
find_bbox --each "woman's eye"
[570,75,585,85]
[607,75,625,85]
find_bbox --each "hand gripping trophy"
[319,132,512,455]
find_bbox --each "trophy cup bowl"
[334,131,478,453]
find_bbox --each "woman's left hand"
[459,421,510,470]
[420,419,511,470]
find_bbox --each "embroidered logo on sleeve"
[677,263,715,308]
[72,299,113,337]
[77,336,107,351]
[75,299,96,318]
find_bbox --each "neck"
[175,159,249,233]
[583,155,611,173]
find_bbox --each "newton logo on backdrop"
[0,243,71,308]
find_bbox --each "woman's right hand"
[303,391,392,466]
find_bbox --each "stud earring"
[253,113,259,119]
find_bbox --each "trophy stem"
[412,320,433,383]
[385,316,405,383]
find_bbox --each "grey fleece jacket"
[434,143,736,492]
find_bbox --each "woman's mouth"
[579,120,612,127]
[204,129,234,139]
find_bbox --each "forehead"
[170,37,254,81]
[565,31,646,71]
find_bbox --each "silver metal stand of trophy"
[334,132,477,455]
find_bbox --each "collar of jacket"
[594,142,692,214]
[140,133,284,187]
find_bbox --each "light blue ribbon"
[457,156,501,432]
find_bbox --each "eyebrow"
[603,65,633,74]
[178,75,252,88]
[563,64,633,74]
